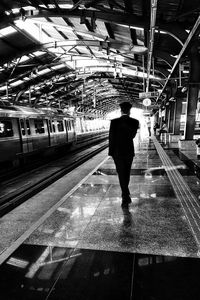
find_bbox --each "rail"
[0,140,108,217]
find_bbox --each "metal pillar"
[184,85,199,139]
[165,103,170,128]
[168,101,175,133]
[178,40,200,149]
[174,97,182,135]
[184,41,200,140]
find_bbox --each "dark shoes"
[121,196,131,209]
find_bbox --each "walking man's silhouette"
[108,102,139,209]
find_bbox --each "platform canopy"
[0,0,199,116]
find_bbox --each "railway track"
[0,140,108,217]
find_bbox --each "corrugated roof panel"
[76,46,91,55]
[68,17,89,32]
[112,24,132,44]
[95,21,108,37]
[42,26,66,41]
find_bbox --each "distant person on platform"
[158,120,168,138]
[146,117,151,137]
[153,122,159,135]
[108,102,139,209]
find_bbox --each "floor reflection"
[1,244,200,300]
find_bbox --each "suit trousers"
[113,154,134,200]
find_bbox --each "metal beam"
[18,8,186,43]
[156,14,200,103]
[43,40,147,53]
[146,0,158,92]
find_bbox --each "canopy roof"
[0,0,199,116]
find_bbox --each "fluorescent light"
[11,8,20,14]
[39,4,56,8]
[130,26,144,31]
[52,64,66,70]
[37,68,51,75]
[0,26,16,36]
[20,55,30,63]
[10,80,24,87]
[6,257,29,269]
[32,51,44,57]
[59,4,73,9]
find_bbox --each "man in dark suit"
[108,102,139,209]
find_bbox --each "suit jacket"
[108,115,139,157]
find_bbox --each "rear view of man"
[108,102,139,209]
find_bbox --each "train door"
[19,118,33,153]
[46,119,51,146]
[68,120,76,143]
[48,118,57,146]
[64,119,68,143]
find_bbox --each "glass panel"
[57,120,64,132]
[26,120,31,135]
[34,119,45,134]
[0,119,13,138]
[20,119,26,136]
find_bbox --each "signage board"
[139,91,159,99]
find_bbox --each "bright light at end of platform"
[106,107,153,139]
[106,107,145,121]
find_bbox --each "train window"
[34,119,45,134]
[57,120,64,132]
[0,119,13,138]
[20,119,26,136]
[26,120,31,135]
[68,121,72,130]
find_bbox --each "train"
[0,104,109,168]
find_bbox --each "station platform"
[1,136,200,299]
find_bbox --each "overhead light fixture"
[181,86,187,93]
[130,26,144,31]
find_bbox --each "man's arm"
[108,120,115,156]
[132,119,139,138]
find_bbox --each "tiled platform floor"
[1,137,200,299]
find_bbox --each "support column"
[179,40,200,150]
[168,100,175,133]
[171,96,182,142]
[184,85,199,140]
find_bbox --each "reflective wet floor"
[1,244,200,300]
[1,138,200,299]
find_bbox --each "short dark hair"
[119,101,132,114]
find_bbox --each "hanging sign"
[143,98,151,106]
[139,91,159,98]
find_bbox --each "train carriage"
[0,104,109,168]
[0,105,76,167]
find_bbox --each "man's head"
[119,101,132,115]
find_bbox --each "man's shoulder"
[111,117,120,123]
[129,117,139,125]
